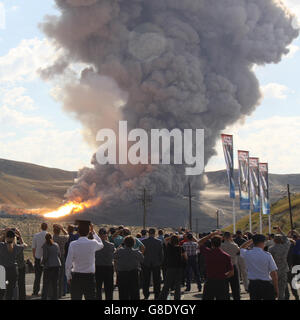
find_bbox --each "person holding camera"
[0,229,24,300]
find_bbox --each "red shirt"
[200,245,233,280]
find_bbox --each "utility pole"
[185,181,194,231]
[216,209,220,229]
[287,184,294,230]
[138,188,152,229]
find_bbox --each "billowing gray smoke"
[40,0,298,207]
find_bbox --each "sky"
[0,0,300,174]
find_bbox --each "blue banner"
[259,163,270,215]
[238,150,250,210]
[249,157,260,213]
[221,134,235,199]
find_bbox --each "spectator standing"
[240,234,278,300]
[141,228,163,300]
[182,233,202,292]
[198,231,234,300]
[114,235,144,300]
[65,221,104,300]
[221,232,240,300]
[53,224,69,298]
[159,235,187,300]
[0,229,24,300]
[95,228,115,300]
[32,222,48,296]
[268,227,291,300]
[286,235,299,300]
[234,230,248,292]
[41,233,61,300]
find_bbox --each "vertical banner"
[259,163,270,215]
[221,134,235,199]
[238,150,250,210]
[249,157,260,212]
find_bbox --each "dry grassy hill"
[0,158,76,209]
[225,193,300,234]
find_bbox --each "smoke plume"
[40,0,298,206]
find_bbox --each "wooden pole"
[188,181,192,231]
[287,184,294,230]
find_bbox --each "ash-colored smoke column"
[40,0,298,207]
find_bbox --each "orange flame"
[43,198,101,219]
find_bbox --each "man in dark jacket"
[141,228,163,300]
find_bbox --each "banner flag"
[238,150,250,210]
[259,163,270,215]
[221,134,235,199]
[249,157,260,212]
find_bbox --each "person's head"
[78,222,90,237]
[187,233,193,241]
[122,228,131,237]
[136,233,142,238]
[118,225,124,230]
[252,234,266,249]
[41,223,48,231]
[274,234,283,244]
[236,230,242,238]
[98,228,108,241]
[149,228,156,237]
[223,232,232,241]
[5,230,15,244]
[268,233,275,240]
[158,229,164,236]
[170,235,179,246]
[67,225,75,234]
[164,233,170,239]
[53,224,61,235]
[124,235,135,248]
[141,229,147,237]
[45,233,54,246]
[211,236,222,248]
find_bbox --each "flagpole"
[249,208,252,233]
[268,214,271,235]
[259,204,262,234]
[233,198,236,234]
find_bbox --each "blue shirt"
[241,247,278,281]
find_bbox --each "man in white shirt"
[32,223,48,296]
[65,220,104,300]
[240,234,279,300]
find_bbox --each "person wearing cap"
[141,228,163,300]
[240,234,278,300]
[182,233,202,292]
[0,229,24,300]
[95,228,115,300]
[221,232,241,300]
[65,221,104,300]
[198,230,233,300]
[268,226,291,300]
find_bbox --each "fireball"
[44,198,101,219]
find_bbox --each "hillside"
[225,193,300,234]
[0,158,76,209]
[1,158,300,231]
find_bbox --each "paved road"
[25,273,253,300]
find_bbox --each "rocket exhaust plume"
[39,0,298,209]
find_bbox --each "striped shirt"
[183,241,198,256]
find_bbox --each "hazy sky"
[0,0,300,174]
